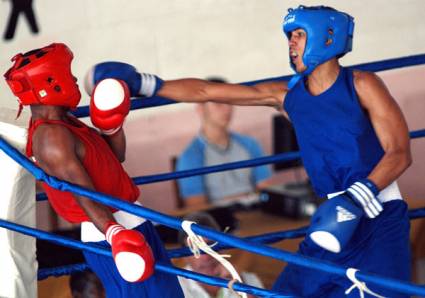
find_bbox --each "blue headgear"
[283,5,354,88]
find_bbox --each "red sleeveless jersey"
[26,116,140,223]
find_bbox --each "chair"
[170,156,186,209]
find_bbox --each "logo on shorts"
[336,206,356,222]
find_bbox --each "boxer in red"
[4,43,183,298]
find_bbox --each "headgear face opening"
[4,43,81,112]
[283,5,355,76]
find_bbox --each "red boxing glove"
[105,222,155,282]
[90,78,131,135]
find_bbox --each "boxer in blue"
[85,5,412,297]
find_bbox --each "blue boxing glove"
[84,61,163,98]
[308,179,383,253]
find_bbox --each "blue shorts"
[272,200,411,298]
[83,221,184,298]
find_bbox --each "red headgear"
[4,43,81,115]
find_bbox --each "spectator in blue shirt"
[176,78,271,208]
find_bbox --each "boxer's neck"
[306,59,340,96]
[30,105,70,121]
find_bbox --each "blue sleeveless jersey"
[284,67,384,197]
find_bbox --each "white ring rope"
[345,268,386,298]
[181,220,247,298]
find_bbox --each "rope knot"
[345,268,386,298]
[181,220,247,298]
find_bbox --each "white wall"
[1,0,425,111]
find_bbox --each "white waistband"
[327,181,402,203]
[81,201,146,243]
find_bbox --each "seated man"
[177,212,264,298]
[176,78,272,207]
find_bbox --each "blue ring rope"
[35,128,425,201]
[36,226,308,281]
[37,205,425,280]
[36,226,308,280]
[39,263,88,279]
[1,137,425,296]
[2,207,425,296]
[0,219,284,297]
[72,53,425,118]
[168,207,425,258]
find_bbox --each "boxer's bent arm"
[32,125,115,233]
[101,128,126,162]
[354,71,412,190]
[158,79,287,110]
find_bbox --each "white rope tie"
[345,268,386,298]
[181,220,247,298]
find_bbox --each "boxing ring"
[1,54,425,297]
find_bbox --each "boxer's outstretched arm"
[354,71,412,190]
[32,124,115,233]
[158,79,287,110]
[85,62,288,111]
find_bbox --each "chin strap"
[15,104,23,119]
[287,74,303,89]
[181,220,247,298]
[345,268,386,298]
